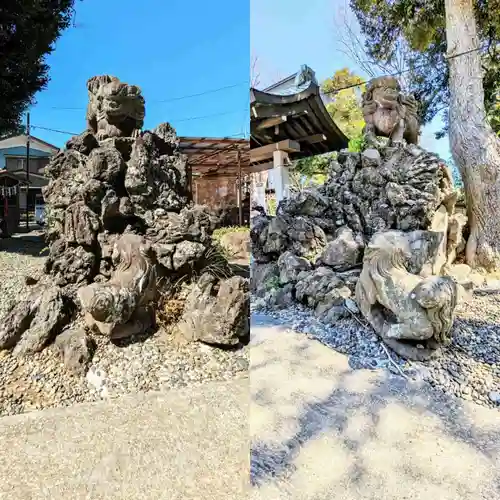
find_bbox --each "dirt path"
[250,313,500,500]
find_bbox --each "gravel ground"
[0,231,248,417]
[251,291,500,409]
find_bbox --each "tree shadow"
[251,369,500,490]
[0,233,47,257]
[249,319,500,497]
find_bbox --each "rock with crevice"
[316,226,364,271]
[54,327,96,374]
[175,273,249,346]
[278,251,311,284]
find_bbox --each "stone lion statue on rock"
[86,75,145,141]
[77,233,157,339]
[356,230,458,361]
[362,76,420,145]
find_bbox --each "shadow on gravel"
[249,318,500,498]
[0,233,47,257]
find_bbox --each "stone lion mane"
[78,234,157,336]
[411,277,458,344]
[86,75,145,140]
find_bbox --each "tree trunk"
[445,0,500,271]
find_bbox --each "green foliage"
[198,244,234,280]
[322,67,366,139]
[294,153,335,177]
[350,0,500,136]
[264,276,281,291]
[289,170,327,190]
[267,197,277,216]
[347,134,366,153]
[212,226,249,242]
[0,1,79,136]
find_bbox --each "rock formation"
[252,77,465,360]
[0,75,249,368]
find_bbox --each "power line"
[31,107,248,137]
[31,124,248,139]
[31,125,79,135]
[174,109,247,123]
[156,83,247,103]
[322,44,487,96]
[46,82,248,111]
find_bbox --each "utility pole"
[26,112,30,229]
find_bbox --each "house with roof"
[0,134,59,234]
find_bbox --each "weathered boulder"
[361,148,381,168]
[317,227,364,271]
[446,212,468,266]
[250,261,279,297]
[0,285,72,356]
[277,189,330,218]
[66,130,99,155]
[295,266,352,322]
[219,231,250,260]
[251,213,327,263]
[54,327,96,374]
[278,251,311,284]
[176,273,249,346]
[445,263,486,291]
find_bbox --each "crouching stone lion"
[356,230,458,361]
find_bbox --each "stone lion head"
[363,76,401,104]
[412,276,458,344]
[86,75,145,134]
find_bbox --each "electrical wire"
[30,124,248,140]
[46,82,248,110]
[31,125,79,135]
[321,44,487,96]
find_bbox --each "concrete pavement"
[250,313,500,500]
[2,312,499,500]
[0,379,249,500]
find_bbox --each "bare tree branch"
[250,55,261,89]
[333,1,416,92]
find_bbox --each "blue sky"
[28,0,249,148]
[251,0,451,161]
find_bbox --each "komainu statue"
[77,233,157,340]
[361,76,419,145]
[86,75,145,141]
[356,230,458,361]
